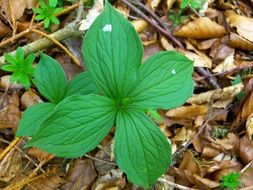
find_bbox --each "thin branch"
[158,178,198,190]
[121,0,184,48]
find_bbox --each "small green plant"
[168,0,206,26]
[212,125,228,139]
[17,1,194,188]
[220,172,240,190]
[1,47,35,89]
[33,0,63,29]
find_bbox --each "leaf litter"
[0,0,253,189]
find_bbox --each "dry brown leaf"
[241,90,253,123]
[92,169,126,190]
[0,92,21,129]
[241,162,253,187]
[225,10,253,42]
[131,19,148,33]
[147,0,161,10]
[167,0,176,10]
[229,32,253,51]
[246,114,253,140]
[193,174,220,189]
[212,54,235,73]
[160,36,175,50]
[173,17,227,39]
[29,174,65,190]
[27,147,54,162]
[197,38,219,50]
[63,159,97,190]
[26,0,38,9]
[180,41,213,68]
[0,148,22,182]
[0,20,10,37]
[239,136,253,164]
[21,89,42,108]
[0,0,26,21]
[201,146,220,159]
[187,83,243,106]
[166,105,208,118]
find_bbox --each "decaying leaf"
[212,54,235,73]
[27,147,54,162]
[187,83,243,107]
[0,0,26,21]
[0,20,10,37]
[1,75,24,89]
[166,105,208,118]
[225,10,253,42]
[239,136,253,164]
[147,0,161,10]
[131,19,148,33]
[63,159,97,190]
[167,0,176,10]
[0,148,22,182]
[241,90,253,123]
[241,161,253,187]
[21,89,42,108]
[173,17,227,39]
[229,32,253,51]
[246,114,253,140]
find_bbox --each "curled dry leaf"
[187,83,243,106]
[21,89,42,108]
[212,54,236,73]
[241,90,253,123]
[131,19,148,33]
[160,36,175,51]
[193,174,220,189]
[229,32,253,51]
[225,10,253,43]
[173,17,227,39]
[166,105,208,119]
[179,41,212,68]
[246,114,253,140]
[172,127,194,142]
[0,148,22,182]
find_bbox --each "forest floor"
[0,0,253,189]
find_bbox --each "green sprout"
[1,47,35,90]
[33,0,63,29]
[220,172,240,190]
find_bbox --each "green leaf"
[44,17,50,28]
[4,53,16,65]
[52,7,63,14]
[32,7,43,14]
[49,0,57,7]
[16,103,55,137]
[50,16,60,25]
[115,109,171,188]
[129,51,194,110]
[34,53,67,103]
[35,14,46,20]
[1,64,16,72]
[83,1,143,100]
[64,72,98,97]
[26,94,116,158]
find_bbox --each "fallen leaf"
[0,148,22,182]
[212,54,236,73]
[239,136,253,164]
[173,17,227,39]
[27,147,54,162]
[166,105,208,119]
[63,159,97,190]
[147,0,161,10]
[131,19,148,33]
[21,89,42,108]
[225,10,253,42]
[167,0,176,10]
[229,32,253,51]
[241,162,253,187]
[0,0,26,21]
[246,114,253,141]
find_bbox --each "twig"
[121,0,184,48]
[158,178,198,190]
[0,22,82,65]
[195,67,220,89]
[0,137,21,161]
[85,154,117,165]
[31,29,81,65]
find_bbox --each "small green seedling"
[169,0,206,26]
[33,0,63,29]
[1,47,35,89]
[220,172,240,190]
[212,125,228,139]
[17,1,194,188]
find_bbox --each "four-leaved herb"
[1,47,35,89]
[17,1,194,188]
[220,172,240,190]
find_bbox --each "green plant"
[17,1,194,188]
[168,0,206,26]
[33,0,63,29]
[212,125,228,139]
[220,172,240,190]
[1,47,35,89]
